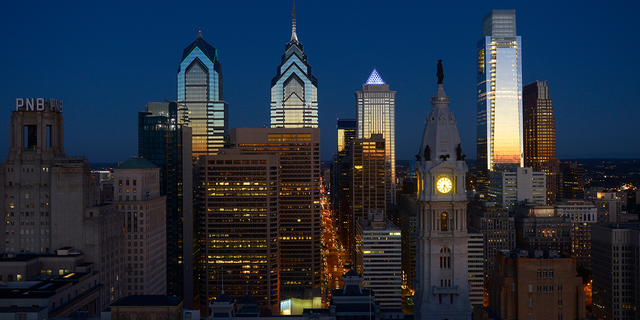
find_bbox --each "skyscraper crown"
[365,69,386,85]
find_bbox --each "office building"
[352,134,386,224]
[138,102,195,306]
[387,195,418,291]
[477,10,523,183]
[114,157,167,296]
[355,211,402,308]
[414,65,472,320]
[467,201,515,284]
[558,162,584,200]
[270,3,318,128]
[231,128,321,297]
[177,31,228,155]
[594,192,623,223]
[514,205,572,257]
[481,250,585,320]
[467,228,484,306]
[489,167,546,212]
[356,69,396,205]
[523,80,558,205]
[555,200,597,266]
[592,224,640,320]
[197,152,280,312]
[333,119,356,255]
[0,98,123,309]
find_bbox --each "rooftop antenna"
[290,0,298,43]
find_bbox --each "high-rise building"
[352,134,386,225]
[230,128,321,297]
[477,9,523,182]
[489,167,546,212]
[414,64,472,320]
[270,3,318,128]
[0,98,123,309]
[114,157,167,296]
[355,211,402,308]
[333,119,356,255]
[555,200,597,266]
[592,223,640,320]
[387,195,418,291]
[467,201,515,284]
[138,102,195,307]
[483,250,586,320]
[514,205,572,257]
[197,152,280,312]
[594,192,623,223]
[523,80,558,205]
[558,162,585,200]
[356,69,396,205]
[177,31,228,156]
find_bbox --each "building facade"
[355,211,402,308]
[477,9,523,182]
[484,250,585,320]
[555,200,597,266]
[177,32,228,155]
[198,153,280,311]
[114,157,167,296]
[467,229,484,307]
[594,192,623,223]
[514,205,572,257]
[414,67,472,320]
[523,80,558,205]
[333,119,356,256]
[558,162,584,200]
[591,224,640,320]
[138,101,195,307]
[352,134,387,225]
[270,4,318,128]
[231,128,321,297]
[0,98,123,308]
[356,69,396,205]
[489,167,546,212]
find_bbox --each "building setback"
[114,157,167,296]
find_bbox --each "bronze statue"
[424,145,431,161]
[456,143,462,160]
[436,59,444,84]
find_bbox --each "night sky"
[1,1,639,163]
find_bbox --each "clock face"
[436,177,453,193]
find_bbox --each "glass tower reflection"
[177,31,229,156]
[270,3,318,128]
[356,69,396,205]
[477,10,523,180]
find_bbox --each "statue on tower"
[436,59,444,84]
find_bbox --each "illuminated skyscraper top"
[477,9,523,178]
[270,2,318,128]
[356,69,396,205]
[177,31,229,155]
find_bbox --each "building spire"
[291,0,299,43]
[198,30,202,38]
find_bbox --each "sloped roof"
[116,157,158,170]
[182,32,218,63]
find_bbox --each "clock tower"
[414,60,472,320]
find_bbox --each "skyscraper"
[270,3,318,128]
[333,119,356,256]
[477,10,523,182]
[177,31,228,156]
[352,134,387,223]
[414,63,472,320]
[356,69,396,204]
[523,80,558,205]
[138,102,195,307]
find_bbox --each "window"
[543,270,547,278]
[529,284,533,293]
[558,285,563,292]
[537,285,541,293]
[549,269,554,278]
[558,298,563,306]
[529,298,533,307]
[441,212,448,231]
[558,314,563,320]
[537,269,541,278]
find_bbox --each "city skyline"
[1,1,639,162]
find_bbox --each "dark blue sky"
[1,1,639,163]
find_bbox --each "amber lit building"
[514,205,572,257]
[523,81,558,205]
[558,162,585,200]
[352,134,386,223]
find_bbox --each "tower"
[414,62,472,320]
[477,10,523,183]
[356,69,396,204]
[523,80,558,205]
[270,2,318,128]
[177,31,229,156]
[333,119,356,258]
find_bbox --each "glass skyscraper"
[270,3,318,128]
[477,10,523,181]
[356,69,396,205]
[178,31,228,155]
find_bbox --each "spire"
[365,69,386,85]
[291,0,299,43]
[198,30,202,38]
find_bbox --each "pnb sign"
[16,98,63,113]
